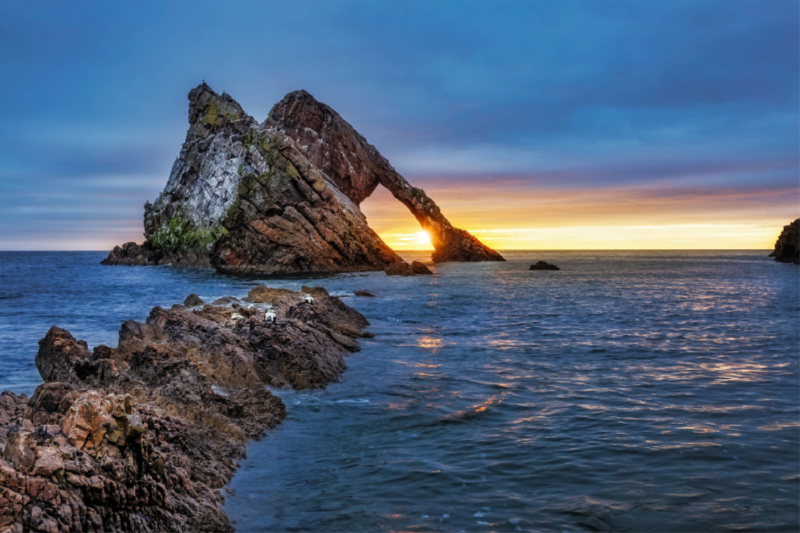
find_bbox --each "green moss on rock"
[150,210,228,252]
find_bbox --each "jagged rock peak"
[187,82,256,135]
[266,89,384,206]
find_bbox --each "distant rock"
[184,293,204,307]
[411,261,433,275]
[529,261,560,271]
[386,261,432,276]
[769,218,799,264]
[385,263,417,276]
[103,83,503,273]
[354,291,375,297]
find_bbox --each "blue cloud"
[0,0,797,248]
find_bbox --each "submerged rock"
[1,287,369,532]
[529,261,560,271]
[354,291,375,297]
[103,83,502,273]
[769,218,799,264]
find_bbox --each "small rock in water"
[529,261,560,270]
[385,262,418,276]
[184,293,204,307]
[212,296,240,305]
[411,261,433,275]
[354,290,375,297]
[582,516,612,532]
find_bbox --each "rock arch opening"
[360,184,434,252]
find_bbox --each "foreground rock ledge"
[0,287,369,532]
[102,83,503,273]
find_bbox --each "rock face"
[769,218,799,264]
[102,83,502,273]
[0,288,369,532]
[266,90,505,263]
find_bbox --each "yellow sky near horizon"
[360,183,793,250]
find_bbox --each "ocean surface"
[0,250,798,532]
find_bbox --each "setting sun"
[416,231,432,246]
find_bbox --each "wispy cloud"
[0,0,797,249]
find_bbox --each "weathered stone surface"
[247,286,303,304]
[529,261,560,271]
[35,328,94,386]
[103,83,502,272]
[266,89,505,263]
[301,286,330,298]
[769,218,799,264]
[1,287,370,532]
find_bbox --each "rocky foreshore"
[102,83,503,273]
[0,286,369,532]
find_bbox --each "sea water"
[0,251,797,532]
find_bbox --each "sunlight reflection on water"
[0,251,796,532]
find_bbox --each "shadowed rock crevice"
[103,83,502,272]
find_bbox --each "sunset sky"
[0,1,797,250]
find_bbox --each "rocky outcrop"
[529,261,560,271]
[266,90,505,263]
[385,261,433,276]
[183,294,204,307]
[411,262,434,275]
[103,83,502,273]
[0,287,369,532]
[769,218,799,264]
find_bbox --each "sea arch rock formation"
[103,84,503,273]
[265,90,505,263]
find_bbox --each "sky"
[0,0,797,251]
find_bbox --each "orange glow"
[359,181,795,250]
